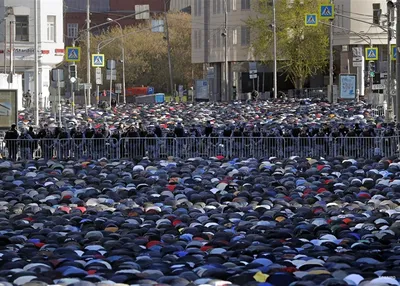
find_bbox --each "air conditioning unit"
[6,7,14,16]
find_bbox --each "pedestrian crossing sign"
[365,47,378,61]
[65,47,81,62]
[391,45,397,61]
[319,4,334,19]
[305,14,318,26]
[92,54,105,67]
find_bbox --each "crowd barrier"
[0,136,398,161]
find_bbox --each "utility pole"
[86,0,91,106]
[272,0,278,99]
[34,0,39,126]
[386,1,394,122]
[164,0,174,100]
[328,0,334,103]
[396,1,400,121]
[224,0,229,101]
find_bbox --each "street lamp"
[107,18,126,104]
[272,0,278,99]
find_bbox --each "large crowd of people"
[0,99,399,285]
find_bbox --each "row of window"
[193,26,250,49]
[194,0,250,16]
[11,15,56,42]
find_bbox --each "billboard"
[0,90,18,129]
[195,80,209,100]
[339,74,357,100]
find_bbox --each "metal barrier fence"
[0,136,398,161]
[0,136,400,160]
[287,88,327,99]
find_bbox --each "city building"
[169,0,191,12]
[191,0,324,101]
[333,0,394,98]
[0,0,65,109]
[64,0,169,46]
[192,0,392,100]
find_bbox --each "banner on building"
[0,90,18,129]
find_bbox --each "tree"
[247,0,330,89]
[75,12,202,93]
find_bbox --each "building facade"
[64,0,168,46]
[333,0,394,97]
[0,0,65,109]
[192,0,393,100]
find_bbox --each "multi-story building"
[333,0,393,97]
[64,0,169,46]
[0,0,65,109]
[192,0,393,100]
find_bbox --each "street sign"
[365,47,378,61]
[107,60,116,70]
[70,77,76,83]
[249,62,257,74]
[392,45,397,61]
[250,74,258,79]
[115,83,122,94]
[106,70,116,81]
[319,4,334,19]
[65,47,81,62]
[80,83,92,90]
[95,68,103,85]
[353,57,363,67]
[305,14,317,26]
[92,54,105,67]
[372,84,385,90]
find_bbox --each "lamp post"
[272,0,278,99]
[164,0,174,99]
[107,18,126,104]
[34,0,39,126]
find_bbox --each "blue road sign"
[65,47,81,62]
[392,45,397,61]
[320,4,334,19]
[92,54,105,67]
[305,14,318,26]
[365,47,378,61]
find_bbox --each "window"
[15,16,29,42]
[217,29,221,47]
[198,31,202,49]
[232,28,237,45]
[373,3,381,24]
[197,0,202,16]
[241,0,250,10]
[213,32,216,48]
[217,0,221,14]
[233,0,237,11]
[67,23,78,39]
[213,0,217,14]
[241,26,250,46]
[47,16,56,42]
[194,0,202,16]
[194,30,198,49]
[227,0,231,12]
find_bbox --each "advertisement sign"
[339,74,357,100]
[195,80,209,100]
[0,90,18,129]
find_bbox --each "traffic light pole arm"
[72,9,150,46]
[96,24,165,52]
[336,13,388,33]
[320,21,372,47]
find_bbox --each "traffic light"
[69,64,77,79]
[369,61,375,78]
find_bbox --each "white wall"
[333,0,393,46]
[0,0,64,109]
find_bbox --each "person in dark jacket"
[4,124,19,160]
